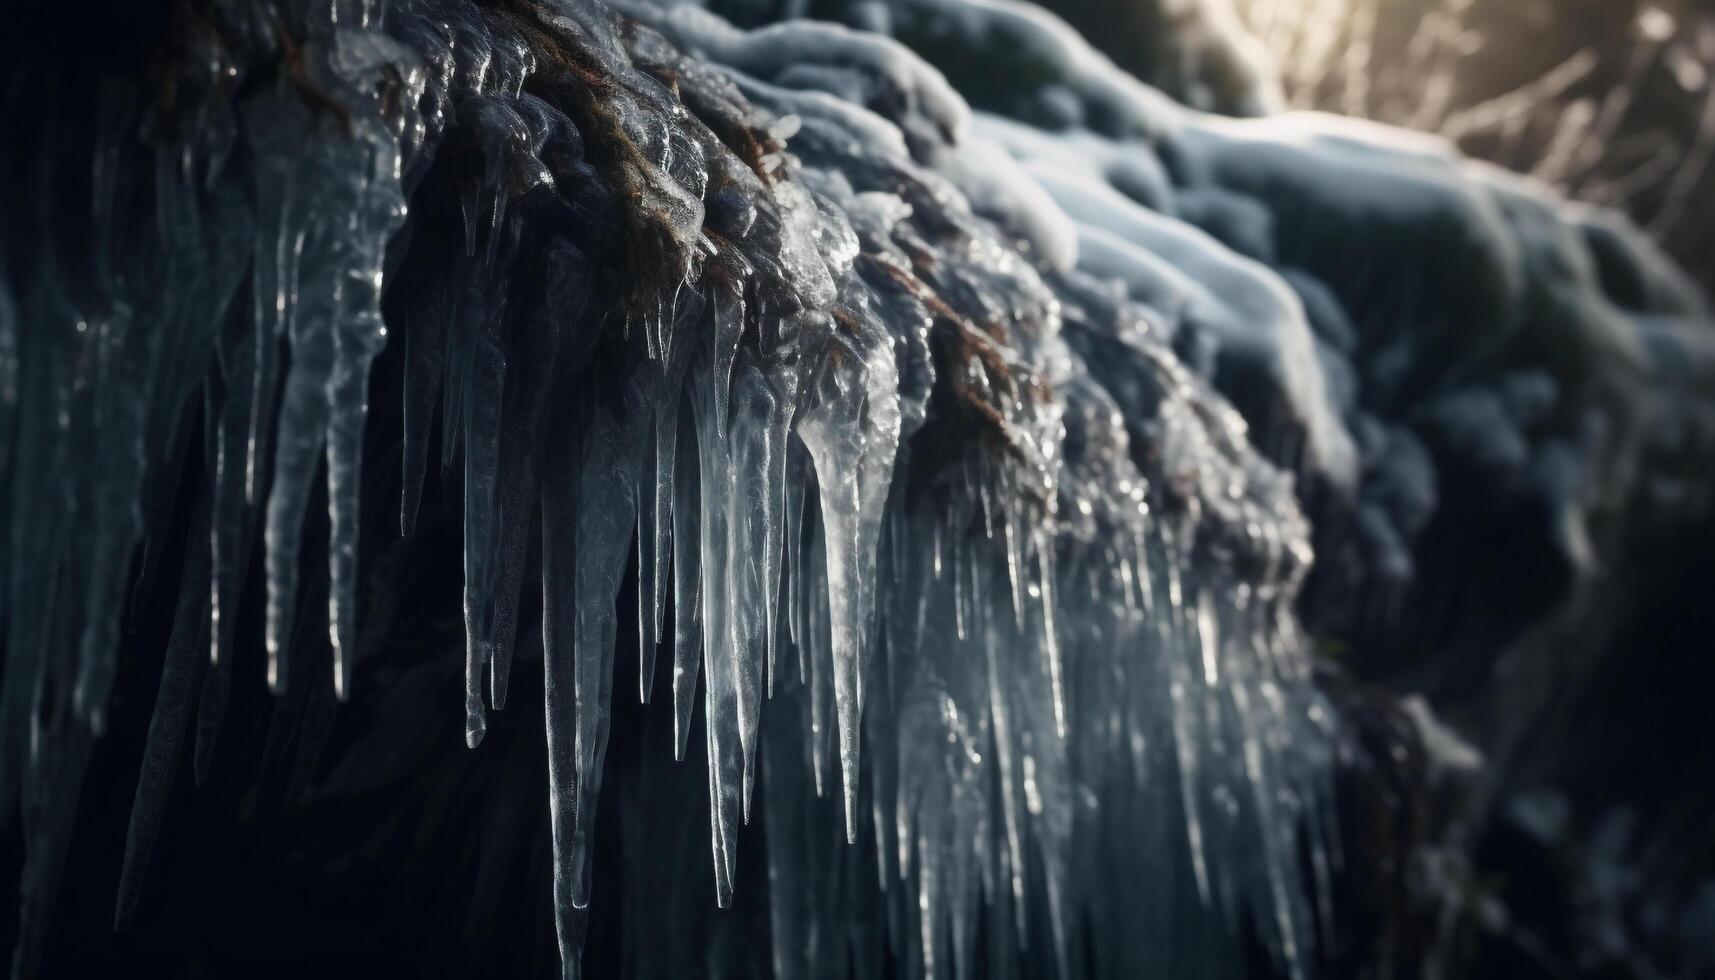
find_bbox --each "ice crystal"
[2,0,1711,977]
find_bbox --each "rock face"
[0,0,1709,977]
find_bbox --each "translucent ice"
[3,1,1712,978]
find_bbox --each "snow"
[1,0,1712,977]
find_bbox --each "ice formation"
[1,0,1711,977]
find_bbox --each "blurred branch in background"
[1231,0,1715,291]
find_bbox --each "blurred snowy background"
[1073,0,1715,291]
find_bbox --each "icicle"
[785,446,809,658]
[710,279,745,441]
[566,384,642,908]
[210,315,262,675]
[761,316,805,700]
[692,357,744,903]
[9,2,1610,974]
[649,391,679,659]
[638,307,693,703]
[671,399,703,761]
[487,432,536,714]
[326,138,407,703]
[918,825,944,980]
[248,93,312,695]
[71,129,160,732]
[193,632,233,787]
[256,61,407,701]
[0,336,62,817]
[728,356,788,819]
[495,238,591,713]
[462,294,507,745]
[984,620,1027,920]
[806,512,835,801]
[115,492,211,931]
[540,395,584,966]
[795,323,901,840]
[1003,513,1025,632]
[1232,678,1306,980]
[1168,580,1213,908]
[1035,531,1067,740]
[636,425,660,703]
[398,270,446,539]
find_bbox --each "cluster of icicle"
[8,0,1706,976]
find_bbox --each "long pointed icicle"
[728,356,780,821]
[636,426,660,703]
[568,384,641,908]
[398,269,446,540]
[67,90,150,737]
[193,632,234,788]
[494,240,587,713]
[325,136,407,703]
[114,492,211,931]
[258,37,411,701]
[640,311,692,703]
[693,356,744,905]
[462,294,507,746]
[794,325,901,839]
[487,419,537,715]
[248,91,315,696]
[671,397,703,761]
[211,318,263,678]
[541,396,584,971]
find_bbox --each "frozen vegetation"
[1,0,1711,976]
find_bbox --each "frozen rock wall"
[1,0,1709,977]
